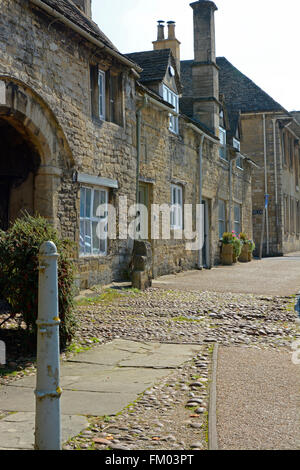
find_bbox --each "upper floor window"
[233,138,243,169]
[234,203,241,235]
[90,65,123,126]
[219,127,227,160]
[163,85,179,134]
[171,184,183,229]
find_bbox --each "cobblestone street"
[1,257,300,450]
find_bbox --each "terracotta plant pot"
[239,244,250,263]
[221,244,233,265]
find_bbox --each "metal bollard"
[35,241,62,450]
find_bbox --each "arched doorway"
[0,77,75,232]
[0,119,41,230]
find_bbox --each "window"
[290,197,295,234]
[80,187,108,256]
[234,204,241,235]
[218,200,226,239]
[233,138,243,169]
[284,195,288,233]
[98,69,105,120]
[90,65,123,125]
[219,127,227,160]
[171,184,183,229]
[163,85,179,134]
[289,136,294,170]
[295,146,299,188]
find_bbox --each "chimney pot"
[167,21,176,40]
[157,20,165,41]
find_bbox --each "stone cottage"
[126,0,254,275]
[0,0,254,289]
[217,57,300,256]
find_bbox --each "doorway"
[0,120,40,230]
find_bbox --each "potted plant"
[238,233,251,263]
[220,232,234,265]
[247,240,256,261]
[232,231,242,263]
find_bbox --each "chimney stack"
[153,20,181,75]
[190,0,220,135]
[157,20,165,41]
[72,0,92,19]
[167,21,176,40]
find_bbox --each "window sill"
[92,117,123,129]
[79,253,108,259]
[219,157,229,165]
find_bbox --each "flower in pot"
[238,233,251,263]
[232,233,242,263]
[220,232,234,265]
[247,240,256,261]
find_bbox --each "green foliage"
[247,240,256,252]
[232,236,242,257]
[0,214,77,348]
[221,232,234,244]
[239,232,248,242]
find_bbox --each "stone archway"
[0,77,74,230]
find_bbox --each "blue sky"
[92,0,300,111]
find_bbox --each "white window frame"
[163,85,179,135]
[234,203,241,235]
[171,184,183,230]
[98,69,106,120]
[80,186,109,257]
[218,199,226,239]
[233,138,243,170]
[219,127,227,161]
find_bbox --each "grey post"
[35,241,62,450]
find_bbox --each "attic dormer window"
[163,84,179,134]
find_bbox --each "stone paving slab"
[0,413,88,450]
[153,254,300,296]
[216,346,300,450]
[0,339,202,449]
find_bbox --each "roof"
[216,57,288,115]
[39,0,119,52]
[126,49,172,83]
[180,57,289,138]
[126,49,182,93]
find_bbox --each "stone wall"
[0,0,254,289]
[241,113,300,256]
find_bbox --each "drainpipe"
[229,158,233,233]
[272,119,279,251]
[228,154,241,233]
[263,114,270,256]
[198,134,205,269]
[136,96,148,203]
